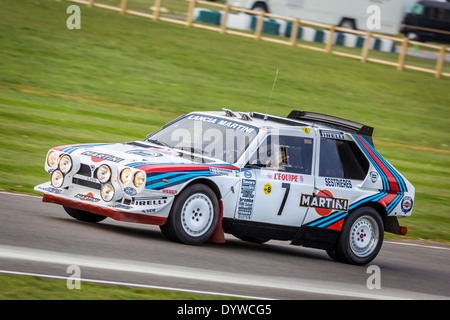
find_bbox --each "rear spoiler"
[287,110,374,137]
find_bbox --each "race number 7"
[277,183,290,216]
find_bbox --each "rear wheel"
[327,207,383,265]
[63,206,107,223]
[251,2,268,12]
[160,184,219,245]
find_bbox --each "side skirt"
[222,218,340,250]
[291,226,340,250]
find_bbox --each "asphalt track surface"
[0,192,449,300]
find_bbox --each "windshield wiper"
[245,163,267,169]
[147,139,172,148]
[178,146,209,156]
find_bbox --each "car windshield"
[147,114,259,163]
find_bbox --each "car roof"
[191,109,374,137]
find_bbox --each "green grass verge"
[0,274,243,300]
[0,0,449,245]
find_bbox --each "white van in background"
[227,0,405,35]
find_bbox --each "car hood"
[53,141,222,167]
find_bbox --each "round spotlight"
[51,170,64,188]
[120,168,132,185]
[47,151,59,167]
[133,171,146,188]
[97,165,111,183]
[59,155,72,174]
[101,183,115,202]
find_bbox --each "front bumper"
[34,182,172,225]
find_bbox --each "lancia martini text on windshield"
[187,114,256,133]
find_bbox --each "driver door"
[235,130,315,228]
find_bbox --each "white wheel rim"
[349,216,379,258]
[181,193,214,237]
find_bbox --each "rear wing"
[287,110,374,137]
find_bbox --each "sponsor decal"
[210,167,233,176]
[162,189,178,194]
[75,193,100,202]
[320,130,345,140]
[237,179,256,219]
[244,170,252,179]
[132,197,167,206]
[370,171,379,183]
[124,187,137,196]
[263,183,272,195]
[302,128,310,134]
[300,189,349,216]
[38,186,62,194]
[401,196,413,213]
[324,177,352,188]
[109,203,133,210]
[82,151,124,163]
[126,149,163,158]
[268,172,302,183]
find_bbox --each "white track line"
[0,269,269,300]
[384,241,450,251]
[0,191,41,199]
[0,245,448,300]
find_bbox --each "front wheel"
[160,184,219,245]
[327,207,383,265]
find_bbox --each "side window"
[408,3,424,15]
[428,7,450,21]
[248,135,313,174]
[319,138,369,180]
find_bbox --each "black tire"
[327,207,383,265]
[339,18,356,30]
[160,184,219,245]
[63,206,107,223]
[251,2,268,12]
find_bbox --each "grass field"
[0,1,449,240]
[0,273,243,300]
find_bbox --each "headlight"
[51,170,64,188]
[59,155,72,173]
[97,165,111,183]
[133,171,146,188]
[120,168,132,185]
[47,151,59,167]
[101,183,115,202]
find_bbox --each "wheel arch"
[179,178,225,243]
[182,178,222,201]
[349,201,401,235]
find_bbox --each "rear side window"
[319,138,369,180]
[428,7,450,21]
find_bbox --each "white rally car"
[35,109,414,265]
